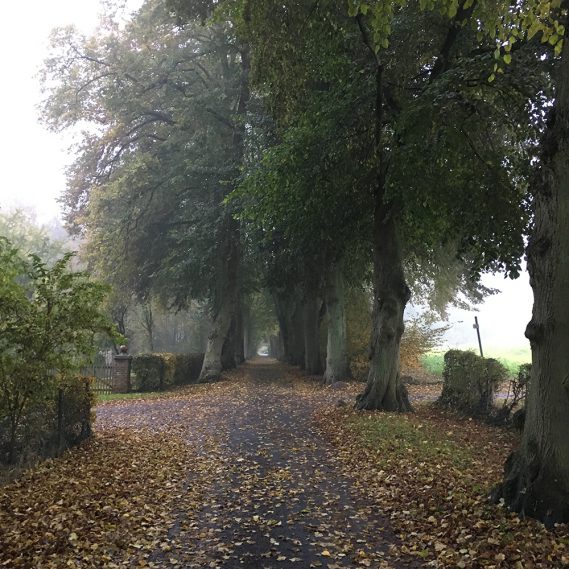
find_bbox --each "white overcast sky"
[0,0,141,223]
[0,0,534,354]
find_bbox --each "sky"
[0,0,534,355]
[0,1,141,223]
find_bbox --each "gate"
[82,352,114,394]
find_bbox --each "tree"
[0,209,70,266]
[40,0,251,381]
[237,0,539,405]
[233,11,375,381]
[486,0,569,526]
[347,0,569,525]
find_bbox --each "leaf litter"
[0,359,566,568]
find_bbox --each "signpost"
[473,316,484,357]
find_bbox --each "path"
[96,359,419,568]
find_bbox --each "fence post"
[57,387,64,451]
[112,350,132,393]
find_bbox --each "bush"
[0,238,114,465]
[401,317,449,371]
[438,350,508,417]
[132,353,175,391]
[58,376,95,446]
[497,363,531,427]
[173,353,204,385]
[0,376,94,466]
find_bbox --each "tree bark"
[234,299,245,364]
[198,217,240,382]
[303,293,323,375]
[221,314,238,370]
[493,28,569,525]
[269,333,284,359]
[288,301,305,366]
[274,292,305,366]
[355,206,412,410]
[324,266,350,383]
[242,303,256,360]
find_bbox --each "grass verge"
[96,390,166,403]
[316,404,568,568]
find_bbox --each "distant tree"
[0,209,70,265]
[40,0,251,381]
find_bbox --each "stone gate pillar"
[112,352,132,393]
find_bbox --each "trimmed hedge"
[132,352,204,392]
[132,353,175,391]
[173,353,204,385]
[438,350,507,417]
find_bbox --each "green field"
[421,346,531,376]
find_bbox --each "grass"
[96,390,165,403]
[421,346,531,377]
[349,412,474,469]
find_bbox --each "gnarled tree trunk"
[493,31,569,525]
[324,265,350,384]
[356,208,412,411]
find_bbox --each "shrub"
[132,353,176,391]
[0,376,95,466]
[497,363,531,427]
[0,238,114,465]
[173,353,204,385]
[401,317,450,371]
[58,376,95,446]
[438,350,508,417]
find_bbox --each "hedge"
[438,349,507,417]
[132,352,204,392]
[173,353,204,385]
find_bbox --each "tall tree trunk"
[269,333,284,359]
[303,293,323,375]
[141,301,154,352]
[324,266,350,383]
[236,309,245,364]
[242,302,256,360]
[356,210,412,410]
[221,315,237,370]
[274,292,305,366]
[290,302,305,367]
[199,218,240,382]
[354,23,411,411]
[199,23,249,381]
[493,29,569,525]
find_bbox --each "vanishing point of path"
[97,359,420,568]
